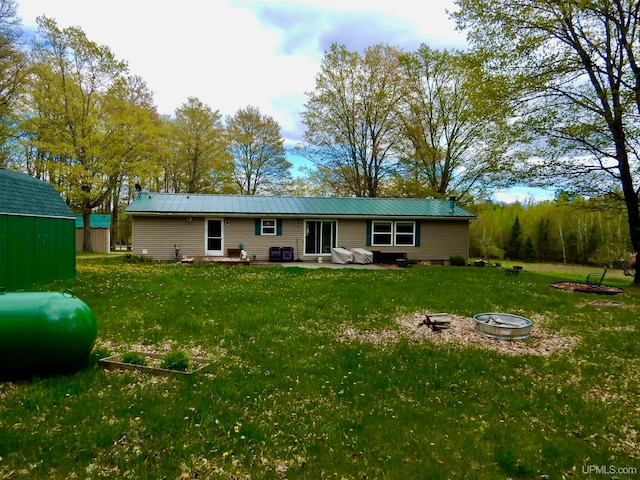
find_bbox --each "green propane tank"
[0,289,97,376]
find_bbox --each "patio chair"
[281,247,294,262]
[586,265,607,286]
[269,247,282,262]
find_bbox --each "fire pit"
[550,282,623,295]
[473,313,532,340]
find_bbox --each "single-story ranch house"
[125,193,475,263]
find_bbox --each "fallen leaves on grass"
[97,339,214,360]
[339,311,579,356]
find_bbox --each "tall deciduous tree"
[226,105,291,195]
[300,43,405,197]
[455,0,640,283]
[396,46,516,200]
[24,16,128,251]
[0,0,29,165]
[167,97,233,193]
[101,75,164,248]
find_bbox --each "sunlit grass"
[1,257,638,478]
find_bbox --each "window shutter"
[365,220,372,246]
[255,219,261,235]
[276,219,283,236]
[415,221,420,246]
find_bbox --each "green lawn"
[1,258,639,479]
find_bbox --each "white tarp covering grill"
[351,248,373,264]
[331,247,353,264]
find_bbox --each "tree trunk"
[611,129,640,284]
[619,169,640,285]
[110,188,120,251]
[559,224,566,264]
[82,209,93,252]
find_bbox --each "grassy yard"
[1,258,639,479]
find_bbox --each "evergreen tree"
[505,215,522,260]
[521,236,537,263]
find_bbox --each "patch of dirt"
[588,300,623,307]
[550,282,624,295]
[339,312,579,356]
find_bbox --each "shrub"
[87,347,112,366]
[121,352,147,366]
[449,255,466,266]
[124,254,150,263]
[160,350,190,372]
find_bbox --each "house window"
[395,222,416,246]
[371,221,416,246]
[372,221,393,246]
[261,219,277,235]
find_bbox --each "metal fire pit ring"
[473,313,532,340]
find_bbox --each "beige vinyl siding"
[226,218,304,261]
[131,216,306,261]
[332,219,364,251]
[420,221,469,260]
[131,215,470,262]
[132,216,206,260]
[75,228,110,253]
[323,219,469,261]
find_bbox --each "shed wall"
[76,228,111,253]
[0,214,76,290]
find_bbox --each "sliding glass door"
[304,220,337,255]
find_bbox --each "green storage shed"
[0,168,76,291]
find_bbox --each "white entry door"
[206,219,224,256]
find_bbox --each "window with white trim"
[371,221,416,246]
[395,221,416,246]
[261,219,277,235]
[372,221,393,246]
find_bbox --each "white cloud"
[17,0,465,147]
[492,187,555,204]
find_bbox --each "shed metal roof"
[75,214,111,229]
[125,193,475,219]
[0,168,74,219]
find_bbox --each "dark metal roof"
[0,168,74,219]
[125,193,475,219]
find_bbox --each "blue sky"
[16,0,551,202]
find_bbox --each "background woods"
[469,194,632,266]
